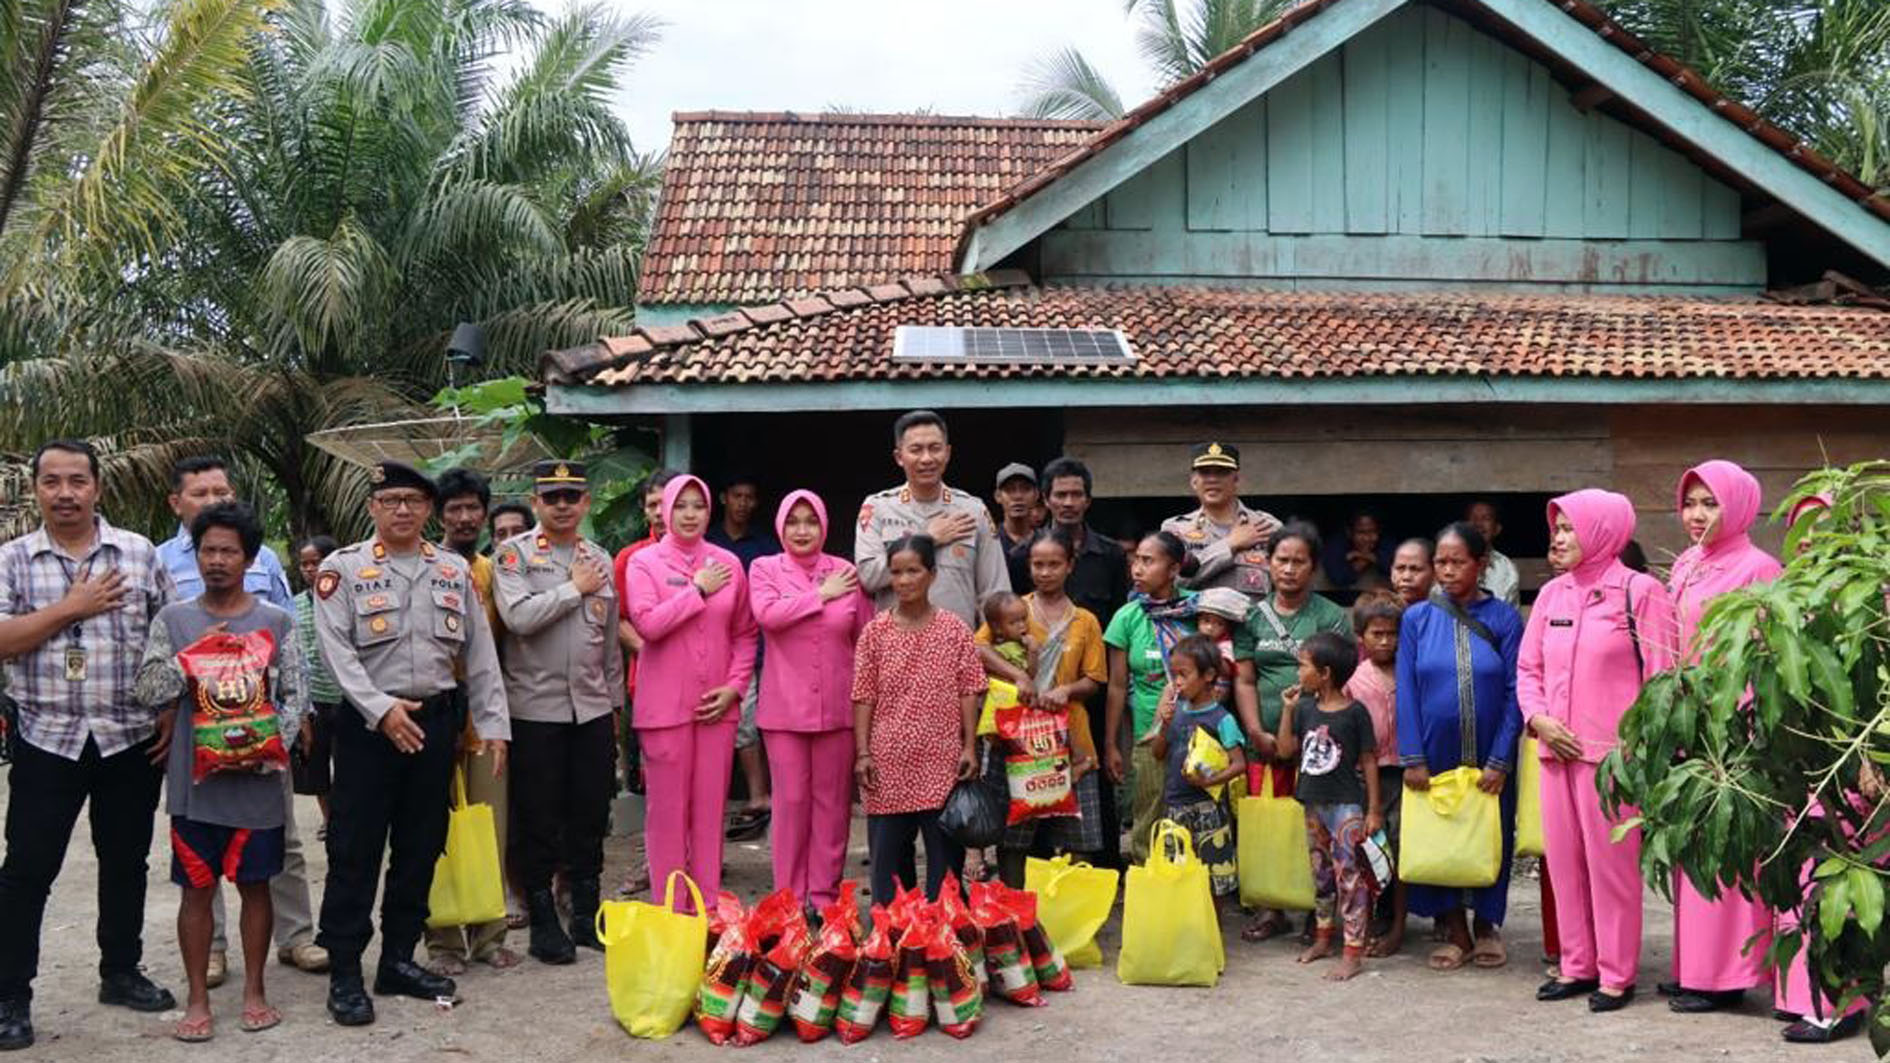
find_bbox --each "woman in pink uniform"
[1771,493,1868,1043]
[1521,488,1675,1012]
[625,475,758,904]
[1661,461,1781,1015]
[749,490,873,910]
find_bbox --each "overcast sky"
[607,0,1161,153]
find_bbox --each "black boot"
[527,887,576,965]
[568,878,604,952]
[327,972,375,1027]
[0,999,32,1051]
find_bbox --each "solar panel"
[891,326,1134,366]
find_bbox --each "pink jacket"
[1519,489,1677,763]
[749,490,874,732]
[625,475,759,729]
[1668,460,1781,659]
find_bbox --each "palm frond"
[1017,46,1126,120]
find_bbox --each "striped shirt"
[295,589,343,703]
[0,517,174,760]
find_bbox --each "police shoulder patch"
[316,570,340,599]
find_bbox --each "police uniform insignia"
[499,548,520,570]
[420,542,436,560]
[535,534,550,551]
[437,564,458,580]
[858,502,874,530]
[586,598,605,621]
[370,616,390,634]
[442,592,462,611]
[357,566,381,579]
[366,594,389,610]
[316,570,340,599]
[897,487,911,505]
[372,542,387,561]
[554,462,570,479]
[1208,442,1224,458]
[531,555,551,566]
[444,613,460,633]
[369,465,386,484]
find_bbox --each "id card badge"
[64,646,86,682]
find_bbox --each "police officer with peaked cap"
[311,461,509,1026]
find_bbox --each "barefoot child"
[1345,593,1406,957]
[136,503,306,1041]
[1150,635,1247,907]
[1274,631,1381,981]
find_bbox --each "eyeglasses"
[540,490,585,506]
[373,493,430,512]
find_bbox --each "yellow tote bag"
[1515,737,1545,858]
[1025,854,1120,969]
[978,678,1019,736]
[1117,820,1223,986]
[1399,767,1502,888]
[597,871,706,1039]
[425,769,505,929]
[1236,771,1317,911]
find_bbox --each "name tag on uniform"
[1549,619,1574,627]
[64,646,86,682]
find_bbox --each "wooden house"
[542,0,1890,579]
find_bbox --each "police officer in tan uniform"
[1160,442,1282,599]
[312,461,509,1026]
[492,461,623,966]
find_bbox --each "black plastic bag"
[938,778,1006,848]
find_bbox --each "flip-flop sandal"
[505,912,528,930]
[240,1006,281,1033]
[1428,943,1470,971]
[479,947,522,970]
[1472,936,1508,968]
[1241,917,1287,942]
[173,1015,214,1042]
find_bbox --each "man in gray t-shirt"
[134,503,305,1039]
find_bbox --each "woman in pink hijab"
[1521,489,1676,1012]
[625,475,758,903]
[748,490,873,910]
[1661,461,1782,1015]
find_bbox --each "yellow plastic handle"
[1150,819,1197,874]
[1426,769,1475,816]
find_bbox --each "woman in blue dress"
[1395,521,1524,971]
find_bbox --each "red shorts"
[170,817,284,888]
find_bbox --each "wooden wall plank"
[1385,7,1427,235]
[1583,114,1633,237]
[1498,51,1550,236]
[1463,30,1506,235]
[1421,7,1471,235]
[1105,164,1156,230]
[1342,22,1392,234]
[1702,176,1742,239]
[1627,128,1664,239]
[1308,53,1349,233]
[1267,64,1316,233]
[1655,141,1705,238]
[1186,98,1267,231]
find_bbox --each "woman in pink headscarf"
[1521,489,1676,1012]
[749,490,873,910]
[1660,461,1782,1016]
[625,475,758,903]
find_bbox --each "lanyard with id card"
[57,556,94,683]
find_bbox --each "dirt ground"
[8,784,1870,1063]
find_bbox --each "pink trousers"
[1672,875,1772,991]
[1775,856,1870,1021]
[763,728,855,909]
[639,718,737,906]
[1542,758,1643,990]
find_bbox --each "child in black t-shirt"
[1274,630,1381,982]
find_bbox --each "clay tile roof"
[638,112,1105,306]
[567,280,1890,388]
[956,0,1890,256]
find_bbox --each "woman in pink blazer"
[1521,488,1676,1012]
[1663,461,1782,1015]
[749,490,874,909]
[626,474,758,903]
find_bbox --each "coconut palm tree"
[1,0,664,540]
[1019,0,1303,120]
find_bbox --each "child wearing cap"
[1193,587,1249,708]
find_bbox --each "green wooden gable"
[1037,6,1758,293]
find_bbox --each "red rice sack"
[936,872,986,987]
[787,910,858,1042]
[993,704,1078,824]
[834,907,895,1044]
[970,882,1042,1007]
[733,922,810,1045]
[925,916,985,1038]
[695,912,756,1044]
[178,629,289,781]
[1000,884,1073,991]
[887,912,932,1038]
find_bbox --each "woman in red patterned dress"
[851,534,986,901]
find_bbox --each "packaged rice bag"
[706,890,747,953]
[970,882,1041,1007]
[733,921,810,1046]
[887,912,933,1038]
[787,902,859,1042]
[835,907,895,1044]
[935,872,986,987]
[178,630,289,781]
[885,881,926,946]
[1002,885,1073,991]
[696,909,756,1044]
[925,917,985,1039]
[748,888,803,952]
[994,704,1078,824]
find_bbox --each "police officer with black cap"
[1160,442,1282,599]
[311,462,509,1025]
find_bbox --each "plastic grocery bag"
[978,678,1019,736]
[1515,736,1545,858]
[1236,769,1316,911]
[425,768,505,929]
[994,704,1078,824]
[597,871,706,1039]
[1116,820,1223,987]
[1184,726,1232,800]
[939,778,1007,848]
[1400,766,1503,888]
[1024,855,1118,969]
